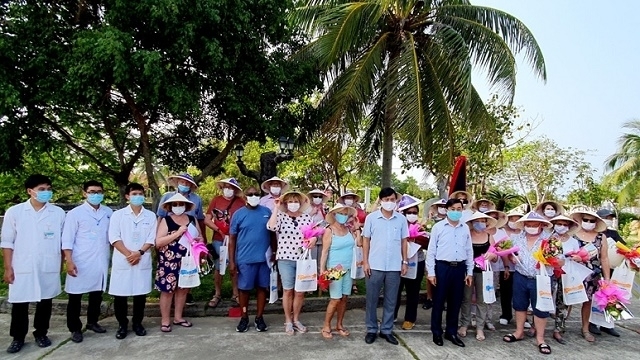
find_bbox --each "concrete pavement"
[2,301,640,360]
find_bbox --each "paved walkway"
[2,300,640,360]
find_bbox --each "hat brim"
[514,218,552,230]
[466,212,498,229]
[278,191,310,213]
[398,200,423,212]
[549,215,580,236]
[216,180,242,193]
[472,199,496,211]
[308,190,329,201]
[326,205,357,225]
[535,201,565,216]
[339,193,361,204]
[168,175,198,189]
[261,178,289,193]
[160,193,195,212]
[570,211,607,233]
[485,210,508,228]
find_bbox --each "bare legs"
[159,288,189,325]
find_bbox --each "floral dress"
[154,215,194,293]
[574,233,604,300]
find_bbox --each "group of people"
[0,173,628,356]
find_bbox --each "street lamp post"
[235,138,296,189]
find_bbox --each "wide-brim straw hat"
[570,210,607,233]
[216,178,243,195]
[535,200,565,217]
[261,176,289,193]
[485,210,508,228]
[449,190,472,201]
[515,211,552,229]
[506,209,525,219]
[466,211,498,230]
[339,191,361,204]
[325,204,357,225]
[160,193,194,212]
[168,173,198,189]
[307,189,329,202]
[278,190,310,213]
[429,199,447,213]
[472,198,496,212]
[397,194,423,212]
[549,214,580,236]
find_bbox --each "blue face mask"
[335,213,349,224]
[35,190,53,203]
[178,185,191,193]
[473,222,487,231]
[129,195,145,206]
[87,193,104,206]
[447,210,462,222]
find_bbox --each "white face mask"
[603,219,614,228]
[544,209,556,218]
[554,225,569,235]
[223,188,235,199]
[437,207,448,215]
[381,201,396,212]
[406,214,419,223]
[507,221,518,230]
[172,206,186,215]
[478,206,490,213]
[287,202,301,213]
[270,186,281,196]
[343,199,354,206]
[247,195,260,207]
[312,197,323,205]
[582,221,596,231]
[524,226,540,235]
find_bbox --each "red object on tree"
[449,155,467,196]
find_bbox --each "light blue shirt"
[156,191,204,220]
[362,210,409,272]
[426,219,474,276]
[512,232,553,277]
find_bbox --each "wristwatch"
[138,249,145,256]
[402,260,409,265]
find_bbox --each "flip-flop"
[321,329,333,339]
[335,327,350,337]
[476,330,485,341]
[160,324,172,333]
[172,320,193,328]
[538,343,552,355]
[503,334,524,343]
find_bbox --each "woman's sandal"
[582,331,595,342]
[553,331,566,345]
[335,327,350,337]
[538,343,552,355]
[503,333,524,343]
[321,329,333,339]
[160,324,172,333]
[352,284,359,294]
[206,296,221,309]
[172,320,193,328]
[476,330,485,341]
[457,326,467,338]
[231,295,240,306]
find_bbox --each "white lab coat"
[0,200,65,303]
[61,202,113,294]
[107,205,157,296]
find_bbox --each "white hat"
[325,204,357,225]
[261,176,289,194]
[278,190,311,214]
[168,173,198,189]
[216,178,242,195]
[485,210,508,228]
[429,199,447,213]
[160,193,194,212]
[472,199,496,212]
[515,211,552,229]
[466,211,498,229]
[307,189,329,202]
[397,194,423,212]
[449,190,472,201]
[535,201,565,218]
[506,209,525,218]
[339,191,361,204]
[570,211,607,233]
[549,214,580,236]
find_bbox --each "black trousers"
[113,295,146,327]
[499,271,514,322]
[430,261,465,336]
[394,260,426,322]
[66,291,103,332]
[10,298,53,341]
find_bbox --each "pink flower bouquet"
[593,279,634,322]
[489,238,520,257]
[409,223,428,238]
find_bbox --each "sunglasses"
[245,193,260,197]
[405,211,419,215]
[460,199,469,205]
[582,218,597,223]
[311,195,324,198]
[172,202,186,206]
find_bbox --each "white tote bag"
[351,246,365,279]
[218,235,229,275]
[269,266,279,304]
[535,263,555,312]
[561,260,590,305]
[295,249,318,292]
[589,305,614,328]
[611,260,635,298]
[401,242,422,280]
[178,247,201,289]
[482,262,497,304]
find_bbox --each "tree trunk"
[381,112,394,188]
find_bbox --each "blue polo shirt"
[362,210,409,272]
[230,205,272,264]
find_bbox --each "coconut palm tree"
[605,119,640,205]
[291,0,546,186]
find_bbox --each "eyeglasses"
[289,216,298,227]
[405,211,418,215]
[311,195,324,198]
[582,218,597,223]
[245,193,260,197]
[86,191,104,195]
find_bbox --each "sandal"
[160,324,172,333]
[284,322,294,336]
[581,331,595,342]
[172,320,193,328]
[457,326,467,338]
[503,333,524,343]
[476,330,485,341]
[206,296,221,309]
[352,284,359,294]
[231,295,240,306]
[293,321,308,333]
[553,331,566,345]
[538,343,552,355]
[335,327,350,337]
[321,329,333,339]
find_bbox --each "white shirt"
[1,200,65,303]
[61,202,113,294]
[426,219,474,276]
[107,205,157,296]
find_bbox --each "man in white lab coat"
[1,174,66,354]
[62,180,113,343]
[108,183,157,340]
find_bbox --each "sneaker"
[401,321,415,330]
[185,293,196,306]
[499,318,509,326]
[485,323,496,331]
[524,321,531,329]
[236,317,250,332]
[255,316,268,332]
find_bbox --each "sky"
[399,0,640,185]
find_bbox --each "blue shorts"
[277,260,297,291]
[512,272,550,319]
[329,271,353,299]
[237,262,270,291]
[212,241,222,271]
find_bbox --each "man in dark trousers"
[426,198,473,347]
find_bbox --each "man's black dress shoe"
[71,331,83,343]
[444,333,465,347]
[589,323,602,335]
[433,334,443,346]
[601,327,620,337]
[379,333,399,345]
[132,324,147,336]
[86,323,107,333]
[365,332,377,344]
[115,326,128,340]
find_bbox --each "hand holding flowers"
[317,265,348,291]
